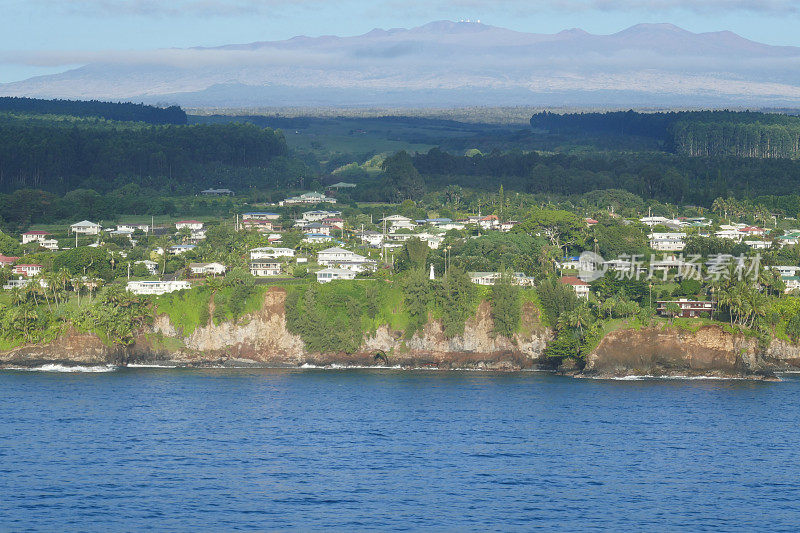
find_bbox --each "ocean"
[1,367,799,531]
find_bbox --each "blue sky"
[3,0,800,83]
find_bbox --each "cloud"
[31,0,324,17]
[25,0,800,17]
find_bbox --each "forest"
[0,97,187,125]
[531,110,800,159]
[0,113,299,193]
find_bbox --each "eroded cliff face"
[111,288,552,370]
[583,325,770,378]
[0,328,124,368]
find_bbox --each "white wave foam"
[126,363,179,368]
[300,363,403,370]
[601,374,750,381]
[6,364,118,373]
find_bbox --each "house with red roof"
[0,255,19,267]
[13,264,43,277]
[560,275,590,299]
[21,230,51,244]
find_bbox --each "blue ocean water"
[1,367,800,531]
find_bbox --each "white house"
[783,276,800,293]
[415,232,445,249]
[317,247,376,272]
[303,233,334,244]
[301,210,341,222]
[250,247,295,260]
[21,230,51,244]
[188,262,226,277]
[117,223,150,233]
[744,240,772,250]
[176,220,204,231]
[281,192,336,205]
[126,280,191,295]
[168,244,197,255]
[316,267,357,283]
[469,272,536,286]
[40,239,59,251]
[381,215,416,232]
[242,212,280,221]
[135,260,159,275]
[360,231,384,247]
[771,265,800,277]
[71,220,101,235]
[640,216,671,227]
[250,261,282,277]
[560,276,590,299]
[649,232,686,252]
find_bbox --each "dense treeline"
[0,97,186,125]
[0,113,297,193]
[361,147,800,207]
[531,110,800,159]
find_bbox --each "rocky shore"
[3,288,800,379]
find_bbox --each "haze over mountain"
[3,21,800,108]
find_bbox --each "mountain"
[3,21,800,107]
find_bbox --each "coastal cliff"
[1,288,553,370]
[583,325,776,379]
[4,288,800,379]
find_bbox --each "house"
[70,220,101,235]
[783,276,800,293]
[415,232,445,249]
[656,299,715,318]
[175,220,204,231]
[316,267,357,283]
[241,219,276,231]
[744,240,772,250]
[585,218,599,226]
[772,266,800,277]
[468,272,535,286]
[560,256,597,272]
[200,188,234,196]
[640,216,671,227]
[327,182,357,190]
[740,226,766,237]
[303,233,334,244]
[250,261,282,277]
[2,278,48,290]
[303,222,331,235]
[778,232,800,247]
[381,215,416,232]
[126,280,191,295]
[479,215,501,230]
[117,223,150,233]
[649,232,686,252]
[242,212,280,221]
[301,210,341,222]
[0,255,19,267]
[21,230,51,244]
[250,247,295,260]
[322,217,344,229]
[168,244,197,255]
[13,264,43,277]
[39,239,59,251]
[500,221,519,232]
[188,262,226,277]
[317,247,376,272]
[360,230,384,247]
[560,276,590,299]
[280,192,336,205]
[135,260,159,275]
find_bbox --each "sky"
[2,0,800,83]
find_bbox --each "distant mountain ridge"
[3,21,800,107]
